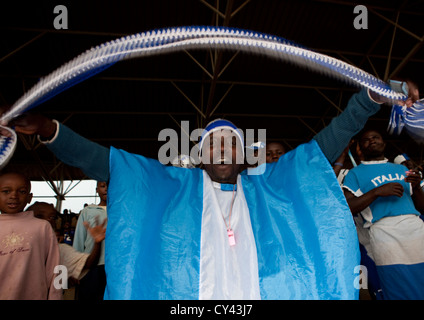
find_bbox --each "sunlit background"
[29,180,99,214]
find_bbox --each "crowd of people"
[0,176,108,300]
[0,82,423,300]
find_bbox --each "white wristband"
[37,119,60,144]
[367,88,384,105]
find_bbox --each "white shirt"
[199,172,261,299]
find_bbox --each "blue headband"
[199,119,245,158]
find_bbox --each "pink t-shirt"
[0,211,62,300]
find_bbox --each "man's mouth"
[213,157,232,165]
[368,142,380,149]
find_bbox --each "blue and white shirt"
[343,159,420,227]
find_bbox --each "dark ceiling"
[1,0,423,182]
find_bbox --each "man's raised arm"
[313,89,384,164]
[3,114,110,182]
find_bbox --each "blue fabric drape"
[104,140,359,299]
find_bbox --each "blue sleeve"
[46,123,110,182]
[313,89,381,164]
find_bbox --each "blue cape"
[104,140,359,299]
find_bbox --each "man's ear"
[198,153,204,169]
[27,192,33,204]
[356,141,363,154]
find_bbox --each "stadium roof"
[1,0,423,182]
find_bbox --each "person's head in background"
[0,172,32,214]
[96,181,108,206]
[266,142,285,163]
[394,153,423,173]
[29,201,64,242]
[357,129,388,161]
[28,201,58,230]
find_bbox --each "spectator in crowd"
[73,181,107,300]
[265,141,285,163]
[343,128,424,299]
[333,141,383,300]
[0,172,62,300]
[30,201,106,299]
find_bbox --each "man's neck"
[364,155,385,161]
[212,178,237,185]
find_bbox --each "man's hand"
[374,182,404,198]
[345,182,404,215]
[370,79,420,107]
[368,89,404,105]
[0,113,56,138]
[84,217,107,244]
[405,170,423,190]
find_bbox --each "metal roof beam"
[204,0,234,120]
[388,35,424,80]
[0,32,46,64]
[369,8,423,41]
[170,81,207,118]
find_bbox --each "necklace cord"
[225,184,236,231]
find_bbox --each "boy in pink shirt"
[0,172,62,300]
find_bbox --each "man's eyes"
[1,189,27,194]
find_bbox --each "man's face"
[266,142,285,163]
[0,173,32,214]
[202,129,243,184]
[359,130,386,159]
